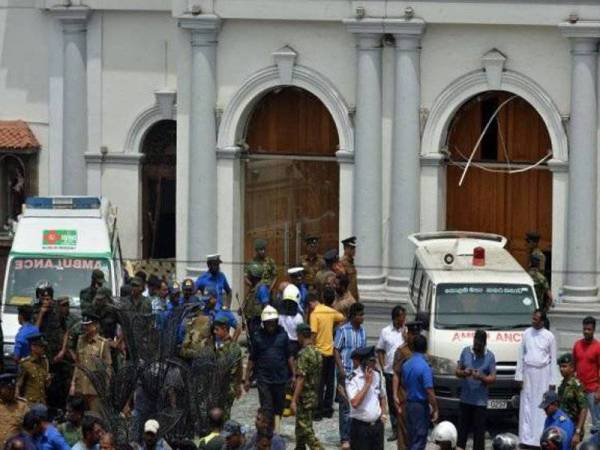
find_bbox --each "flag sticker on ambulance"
[42,229,77,249]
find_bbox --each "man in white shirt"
[347,346,387,450]
[515,309,559,447]
[376,305,406,441]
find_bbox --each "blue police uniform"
[402,352,434,450]
[35,424,71,450]
[14,323,39,359]
[195,271,232,308]
[544,409,575,450]
[204,307,238,330]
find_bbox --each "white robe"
[515,327,559,446]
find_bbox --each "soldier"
[340,236,359,301]
[203,288,242,342]
[241,262,270,340]
[556,353,587,448]
[0,373,29,447]
[213,316,244,420]
[17,333,50,404]
[392,321,422,450]
[526,231,546,275]
[245,239,278,290]
[70,313,112,412]
[179,307,212,359]
[529,253,553,316]
[119,277,152,314]
[301,236,326,290]
[291,323,324,450]
[79,269,105,314]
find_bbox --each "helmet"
[247,261,264,279]
[431,421,458,448]
[540,427,566,450]
[282,284,300,303]
[35,281,54,299]
[261,305,279,322]
[492,433,519,450]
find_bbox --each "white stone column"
[51,6,91,195]
[178,15,221,274]
[343,19,385,289]
[559,23,600,303]
[386,19,426,289]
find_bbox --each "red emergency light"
[473,246,485,266]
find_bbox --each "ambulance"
[1,196,123,357]
[408,231,538,416]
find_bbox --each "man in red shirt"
[572,316,600,439]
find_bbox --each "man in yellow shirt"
[309,287,345,420]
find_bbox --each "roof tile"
[0,120,40,151]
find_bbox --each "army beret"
[130,277,144,287]
[94,287,112,299]
[525,231,541,242]
[254,239,267,250]
[213,316,230,327]
[304,236,319,244]
[351,346,376,360]
[0,373,17,385]
[81,313,100,325]
[341,236,357,247]
[323,249,338,262]
[557,353,574,365]
[296,323,312,336]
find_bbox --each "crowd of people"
[0,233,598,450]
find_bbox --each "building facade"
[1,0,600,347]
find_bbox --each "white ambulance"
[1,196,123,356]
[408,231,538,416]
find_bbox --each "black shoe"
[387,432,398,442]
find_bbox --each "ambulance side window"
[416,270,426,311]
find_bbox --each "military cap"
[130,276,144,287]
[557,353,574,365]
[221,420,243,438]
[296,323,312,336]
[323,249,338,262]
[94,287,112,299]
[81,313,100,325]
[213,316,230,327]
[206,254,222,263]
[0,373,17,385]
[304,235,319,244]
[525,231,541,242]
[341,236,357,247]
[287,267,304,276]
[538,390,559,409]
[91,269,105,282]
[247,261,264,279]
[406,320,423,333]
[182,278,195,290]
[351,345,376,361]
[254,239,267,251]
[26,332,47,346]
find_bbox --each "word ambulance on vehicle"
[2,196,123,357]
[408,231,538,416]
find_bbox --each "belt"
[352,417,381,426]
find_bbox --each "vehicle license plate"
[487,399,508,409]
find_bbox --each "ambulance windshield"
[435,283,536,330]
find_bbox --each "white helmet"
[431,421,458,448]
[282,284,300,303]
[261,305,279,322]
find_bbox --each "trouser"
[350,418,384,450]
[406,401,429,450]
[257,382,286,417]
[338,394,352,443]
[295,403,324,450]
[587,392,600,436]
[384,373,398,429]
[396,406,409,450]
[318,355,335,416]
[457,402,487,450]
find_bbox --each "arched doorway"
[244,87,340,272]
[446,91,552,274]
[141,120,176,259]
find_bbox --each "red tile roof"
[0,120,40,151]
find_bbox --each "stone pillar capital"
[343,18,384,48]
[178,14,221,47]
[559,22,600,53]
[49,6,91,33]
[385,18,426,49]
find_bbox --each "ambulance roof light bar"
[25,197,101,210]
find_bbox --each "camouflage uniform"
[340,255,359,301]
[180,314,212,359]
[529,268,551,312]
[392,344,413,450]
[216,340,243,420]
[558,375,587,425]
[530,247,546,274]
[0,397,28,447]
[246,257,278,288]
[17,354,49,404]
[295,344,324,450]
[301,254,326,290]
[118,295,152,314]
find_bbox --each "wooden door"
[446,92,552,271]
[244,87,339,275]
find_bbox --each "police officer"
[340,236,359,301]
[245,239,278,290]
[556,353,587,447]
[526,231,546,275]
[539,390,575,450]
[213,316,243,420]
[291,323,324,450]
[301,236,326,290]
[346,346,386,450]
[315,250,339,296]
[287,267,309,313]
[17,333,50,404]
[79,269,105,314]
[0,373,28,447]
[70,313,112,412]
[195,254,233,309]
